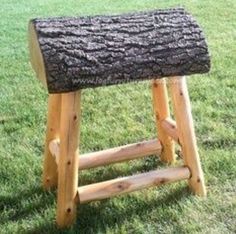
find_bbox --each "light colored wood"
[49,138,60,165]
[161,118,179,143]
[152,79,175,163]
[80,139,161,169]
[77,166,190,204]
[49,139,162,170]
[28,22,47,88]
[169,76,206,196]
[42,94,61,189]
[56,91,81,228]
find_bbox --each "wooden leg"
[152,79,175,163]
[169,76,206,196]
[56,91,81,228]
[42,94,61,189]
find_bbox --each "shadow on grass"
[0,186,55,225]
[1,157,187,233]
[30,168,188,234]
[27,186,190,234]
[202,138,236,149]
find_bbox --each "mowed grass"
[0,0,235,233]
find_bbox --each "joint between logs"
[74,191,80,204]
[160,118,179,143]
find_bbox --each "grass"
[0,0,235,233]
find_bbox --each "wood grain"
[152,79,175,163]
[42,94,61,189]
[56,91,81,228]
[49,139,162,169]
[78,166,190,203]
[169,76,206,196]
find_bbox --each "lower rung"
[77,166,190,204]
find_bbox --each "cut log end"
[28,21,47,89]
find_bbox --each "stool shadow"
[1,156,186,233]
[0,186,55,225]
[79,186,189,232]
[28,186,189,234]
[27,156,187,233]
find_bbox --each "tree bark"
[29,8,210,93]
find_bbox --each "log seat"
[29,8,210,93]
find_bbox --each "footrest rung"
[77,166,190,204]
[49,139,162,170]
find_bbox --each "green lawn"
[0,0,236,233]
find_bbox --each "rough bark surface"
[31,8,210,93]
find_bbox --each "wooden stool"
[28,8,210,228]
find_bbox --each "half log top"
[29,8,210,93]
